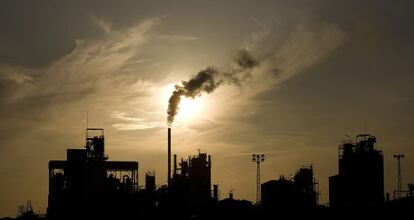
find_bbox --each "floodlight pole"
[393,154,405,199]
[252,154,265,204]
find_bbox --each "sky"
[1,0,414,216]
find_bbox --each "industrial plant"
[48,128,139,219]
[9,128,413,220]
[329,134,384,208]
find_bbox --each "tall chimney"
[173,154,177,176]
[168,127,171,186]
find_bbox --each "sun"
[160,83,206,123]
[176,97,205,121]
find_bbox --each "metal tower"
[252,154,265,204]
[393,154,405,199]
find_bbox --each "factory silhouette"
[13,128,414,219]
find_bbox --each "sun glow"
[161,83,206,123]
[176,96,205,121]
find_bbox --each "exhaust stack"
[174,154,177,176]
[168,127,171,186]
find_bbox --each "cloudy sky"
[1,0,414,216]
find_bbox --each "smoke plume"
[167,22,345,126]
[167,49,259,126]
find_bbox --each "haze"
[1,0,414,217]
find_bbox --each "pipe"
[168,127,171,186]
[174,154,177,176]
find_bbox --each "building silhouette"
[47,128,218,219]
[166,151,212,215]
[329,134,384,208]
[215,192,254,218]
[39,129,414,220]
[145,171,156,192]
[47,128,138,219]
[261,166,318,210]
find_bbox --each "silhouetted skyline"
[1,0,414,217]
[43,130,412,219]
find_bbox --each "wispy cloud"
[250,16,265,29]
[92,16,112,34]
[0,17,171,148]
[154,34,199,41]
[112,111,164,130]
[244,22,346,96]
[1,72,34,85]
[1,17,160,104]
[112,122,163,130]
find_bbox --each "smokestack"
[213,184,218,201]
[168,127,171,186]
[174,154,177,176]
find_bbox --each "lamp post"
[393,154,405,199]
[252,154,265,204]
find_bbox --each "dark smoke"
[236,49,259,69]
[167,67,220,125]
[167,49,259,126]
